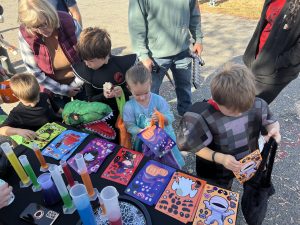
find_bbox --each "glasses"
[30,21,48,31]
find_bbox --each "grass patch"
[199,0,263,20]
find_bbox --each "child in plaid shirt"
[177,64,281,188]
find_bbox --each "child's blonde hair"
[18,0,59,34]
[125,62,152,85]
[10,73,40,102]
[211,63,256,112]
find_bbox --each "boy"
[0,73,61,139]
[177,64,281,188]
[74,27,137,118]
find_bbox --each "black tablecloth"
[0,133,194,225]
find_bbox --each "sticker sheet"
[233,149,262,184]
[42,130,88,160]
[11,123,66,149]
[101,148,144,185]
[68,138,116,174]
[138,125,175,158]
[155,172,206,223]
[193,184,239,225]
[125,160,176,206]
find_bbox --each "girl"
[123,63,185,168]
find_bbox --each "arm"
[73,15,82,38]
[85,83,106,102]
[0,126,36,139]
[276,36,300,69]
[18,31,70,96]
[0,64,7,76]
[128,0,151,62]
[152,96,174,126]
[190,0,203,55]
[260,99,281,143]
[123,102,143,136]
[68,4,82,27]
[196,147,241,172]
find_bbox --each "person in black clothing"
[74,27,137,120]
[0,73,61,139]
[243,0,300,104]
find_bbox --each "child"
[74,27,137,118]
[0,73,61,139]
[177,63,281,189]
[123,63,185,168]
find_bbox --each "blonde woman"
[18,0,84,107]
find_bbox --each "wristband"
[212,151,217,163]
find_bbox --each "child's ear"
[126,84,131,91]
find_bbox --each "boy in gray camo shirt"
[177,64,281,188]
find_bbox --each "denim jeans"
[152,50,192,116]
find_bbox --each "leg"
[151,58,172,94]
[0,47,16,75]
[170,50,192,116]
[256,73,298,104]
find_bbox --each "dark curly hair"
[285,0,300,27]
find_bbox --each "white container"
[100,186,123,225]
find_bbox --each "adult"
[0,4,16,75]
[18,0,84,108]
[243,0,300,104]
[48,0,82,27]
[128,0,203,116]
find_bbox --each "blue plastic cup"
[37,173,61,206]
[70,184,97,225]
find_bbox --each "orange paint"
[81,171,95,197]
[34,149,48,169]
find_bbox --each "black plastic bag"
[241,138,277,225]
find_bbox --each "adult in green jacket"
[128,0,203,116]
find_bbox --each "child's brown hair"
[125,62,152,85]
[10,73,40,102]
[211,63,256,112]
[77,27,111,60]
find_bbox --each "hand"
[265,121,281,143]
[192,43,203,56]
[142,58,153,71]
[15,128,37,140]
[0,66,7,76]
[265,127,281,143]
[151,113,159,123]
[219,154,241,172]
[67,87,81,97]
[113,86,122,98]
[0,183,13,209]
[103,89,115,98]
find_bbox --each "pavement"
[0,0,299,224]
